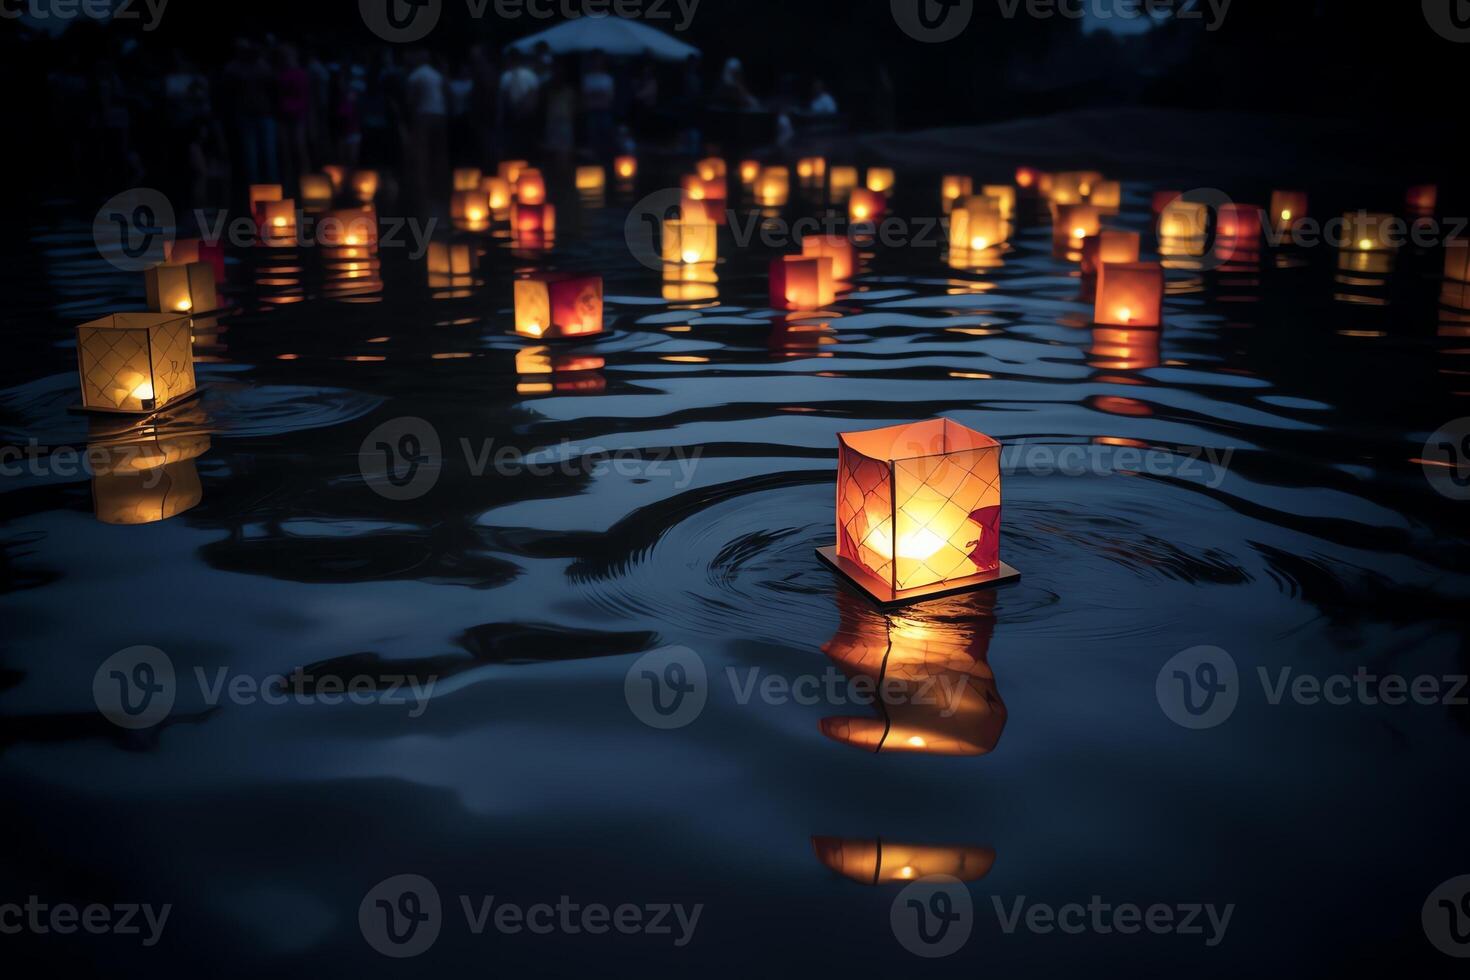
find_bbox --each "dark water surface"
[2,172,1468,977]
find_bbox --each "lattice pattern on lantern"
[453,167,483,192]
[1446,240,1470,283]
[813,837,997,882]
[146,261,217,314]
[513,274,603,339]
[950,196,1005,252]
[300,173,334,208]
[1095,261,1164,327]
[801,235,856,281]
[1343,211,1397,252]
[663,219,718,264]
[835,419,1003,594]
[76,313,196,414]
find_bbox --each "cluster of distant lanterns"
[73,154,1460,602]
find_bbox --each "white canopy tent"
[503,16,701,61]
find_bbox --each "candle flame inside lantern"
[131,381,154,401]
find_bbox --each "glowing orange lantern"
[511,202,556,235]
[1095,261,1164,327]
[941,175,973,211]
[1407,184,1438,215]
[427,241,474,277]
[300,173,334,208]
[828,166,858,202]
[1159,198,1207,239]
[755,166,790,207]
[1343,211,1396,252]
[950,195,1005,252]
[249,184,283,213]
[1080,230,1141,278]
[1215,203,1262,241]
[257,199,298,239]
[452,167,483,192]
[1053,203,1100,252]
[738,159,761,185]
[576,166,606,192]
[450,189,490,226]
[1048,170,1100,205]
[801,234,856,282]
[145,261,217,314]
[813,838,996,883]
[319,207,379,248]
[865,168,895,194]
[797,156,827,187]
[848,188,885,223]
[1446,240,1470,282]
[513,273,602,339]
[515,168,547,205]
[770,255,835,311]
[1089,180,1122,211]
[498,160,529,184]
[322,164,347,193]
[680,194,717,223]
[1268,190,1307,237]
[614,156,638,180]
[1015,166,1039,190]
[351,169,379,203]
[76,313,196,414]
[480,175,512,211]
[819,418,1017,605]
[696,157,726,181]
[981,184,1015,220]
[663,218,718,264]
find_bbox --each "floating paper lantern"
[1048,170,1101,205]
[813,838,996,883]
[511,202,556,235]
[1015,166,1039,190]
[770,255,835,310]
[76,313,196,414]
[1216,203,1262,241]
[1053,203,1100,252]
[738,159,761,185]
[1089,180,1122,211]
[941,175,973,211]
[1079,230,1141,278]
[949,196,1005,251]
[663,218,718,265]
[865,168,895,194]
[257,199,298,239]
[981,184,1015,220]
[322,165,346,193]
[1407,184,1438,215]
[513,273,603,339]
[427,241,474,277]
[498,159,529,184]
[755,166,790,207]
[614,156,638,180]
[682,173,725,202]
[480,175,512,211]
[696,157,726,182]
[1343,211,1396,252]
[1159,199,1207,239]
[165,238,226,281]
[299,173,334,208]
[802,234,856,282]
[453,167,483,192]
[828,166,858,202]
[576,165,606,192]
[450,189,490,225]
[797,156,827,187]
[145,261,217,314]
[515,168,547,205]
[249,184,283,213]
[1269,190,1308,237]
[818,418,1017,605]
[1446,240,1470,282]
[680,194,717,223]
[1095,261,1164,327]
[848,188,886,223]
[351,169,379,203]
[318,207,379,247]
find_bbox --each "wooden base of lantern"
[815,545,1020,608]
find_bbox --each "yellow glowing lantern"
[680,194,717,223]
[453,167,483,192]
[1080,230,1141,278]
[513,273,603,339]
[451,189,491,226]
[1159,198,1207,239]
[980,184,1016,220]
[1445,240,1470,282]
[351,169,379,203]
[427,241,474,277]
[1015,166,1039,189]
[515,168,547,205]
[1095,261,1164,327]
[696,157,726,182]
[257,199,298,239]
[299,173,334,208]
[319,207,379,248]
[755,166,790,207]
[1053,203,1100,252]
[498,160,529,184]
[76,313,196,414]
[614,155,638,180]
[1269,190,1307,236]
[770,255,835,311]
[249,184,283,213]
[1048,170,1100,205]
[949,196,1004,252]
[865,168,895,194]
[1343,211,1396,252]
[802,234,856,282]
[738,159,761,185]
[1089,180,1122,211]
[511,202,556,236]
[662,219,718,265]
[797,157,827,186]
[818,418,1017,605]
[322,165,346,192]
[480,175,512,212]
[576,165,606,192]
[681,173,710,200]
[941,175,973,211]
[813,838,996,883]
[145,261,217,314]
[828,165,858,202]
[848,188,885,223]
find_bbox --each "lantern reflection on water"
[76,313,196,414]
[819,418,1017,605]
[662,218,718,265]
[145,261,217,314]
[91,431,208,525]
[1090,325,1160,371]
[770,255,835,310]
[813,837,996,884]
[662,262,719,302]
[513,273,603,339]
[1446,240,1470,282]
[801,234,856,282]
[818,589,1005,753]
[515,346,606,395]
[1095,261,1164,327]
